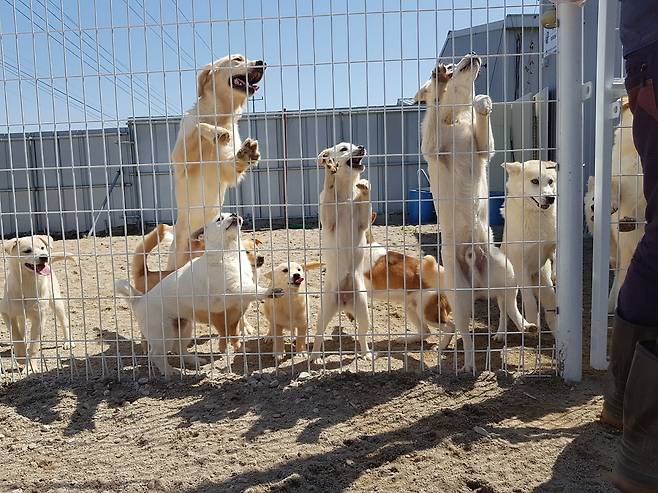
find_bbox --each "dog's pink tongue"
[36,264,51,276]
[294,277,304,285]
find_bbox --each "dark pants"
[617,41,658,327]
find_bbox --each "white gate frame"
[556,1,586,382]
[590,0,627,370]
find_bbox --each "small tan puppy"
[168,54,266,270]
[1,235,76,363]
[262,260,324,361]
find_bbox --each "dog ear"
[197,63,214,98]
[36,235,54,250]
[621,96,630,110]
[190,226,205,241]
[413,80,431,104]
[3,238,18,254]
[502,161,522,175]
[302,261,324,271]
[254,238,263,246]
[370,212,377,224]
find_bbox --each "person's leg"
[602,41,658,430]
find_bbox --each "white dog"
[116,213,283,377]
[1,235,76,364]
[262,260,324,361]
[418,55,533,371]
[500,160,558,336]
[168,55,266,270]
[584,97,644,313]
[311,143,373,361]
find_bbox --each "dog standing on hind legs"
[418,54,533,372]
[310,143,373,362]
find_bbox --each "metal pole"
[556,2,584,382]
[590,0,620,370]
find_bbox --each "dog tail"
[114,280,142,303]
[132,224,173,291]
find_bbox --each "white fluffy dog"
[584,97,644,313]
[116,213,283,377]
[311,143,373,361]
[1,235,76,364]
[418,54,532,371]
[500,160,558,336]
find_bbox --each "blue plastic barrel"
[489,192,505,226]
[407,188,437,225]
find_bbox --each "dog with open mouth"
[168,54,267,271]
[115,213,284,378]
[418,54,533,372]
[262,260,324,362]
[500,160,558,336]
[311,143,374,362]
[1,235,77,365]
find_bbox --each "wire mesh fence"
[0,0,583,382]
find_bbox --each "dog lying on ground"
[584,97,645,313]
[311,143,373,362]
[500,160,558,336]
[168,54,266,270]
[362,217,454,346]
[116,214,283,377]
[1,235,76,364]
[418,54,533,372]
[262,260,324,361]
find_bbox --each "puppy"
[418,55,532,371]
[168,54,266,270]
[362,230,454,346]
[1,235,76,363]
[262,260,324,361]
[238,237,265,337]
[116,214,283,377]
[585,97,645,312]
[500,160,558,336]
[311,143,373,361]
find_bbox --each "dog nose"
[292,273,301,280]
[357,145,364,151]
[545,196,555,205]
[253,60,265,68]
[230,213,238,218]
[39,255,48,262]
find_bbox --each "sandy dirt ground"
[0,226,617,492]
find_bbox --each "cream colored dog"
[500,160,558,337]
[168,54,266,270]
[116,214,283,378]
[584,97,644,313]
[418,55,533,371]
[311,143,373,362]
[1,235,76,364]
[262,260,324,361]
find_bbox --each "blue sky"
[0,0,539,131]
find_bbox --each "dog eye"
[531,178,539,185]
[340,147,348,152]
[282,268,288,273]
[548,179,554,185]
[233,56,244,62]
[23,249,32,254]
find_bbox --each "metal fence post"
[590,0,620,371]
[556,1,585,382]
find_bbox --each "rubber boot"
[601,314,658,430]
[612,340,658,493]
